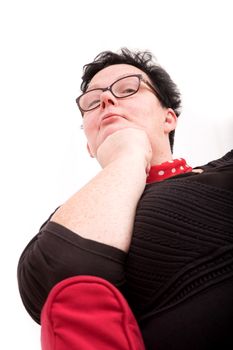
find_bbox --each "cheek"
[83,113,98,134]
[83,119,98,149]
[129,95,158,119]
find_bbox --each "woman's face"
[82,64,177,158]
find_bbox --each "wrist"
[104,156,148,186]
[108,154,147,170]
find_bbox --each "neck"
[151,149,173,166]
[149,136,174,165]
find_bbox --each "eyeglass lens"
[79,75,140,111]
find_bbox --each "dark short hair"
[81,48,182,152]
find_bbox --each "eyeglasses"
[76,74,162,114]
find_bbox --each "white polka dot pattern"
[146,158,192,183]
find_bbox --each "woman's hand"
[96,127,152,174]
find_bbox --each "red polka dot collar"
[146,158,193,184]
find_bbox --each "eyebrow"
[87,73,142,91]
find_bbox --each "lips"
[99,113,127,131]
[102,113,123,121]
[101,113,128,126]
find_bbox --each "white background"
[1,0,233,349]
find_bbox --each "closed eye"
[88,99,100,108]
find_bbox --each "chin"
[99,121,129,143]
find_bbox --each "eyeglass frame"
[76,74,164,114]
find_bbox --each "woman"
[18,48,233,349]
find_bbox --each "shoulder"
[181,150,233,192]
[145,150,233,194]
[189,150,233,192]
[196,150,233,170]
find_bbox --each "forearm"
[51,157,147,252]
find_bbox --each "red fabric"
[41,276,145,350]
[146,158,192,183]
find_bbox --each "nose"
[100,90,118,110]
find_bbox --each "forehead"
[88,64,149,89]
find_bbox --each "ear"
[86,143,95,158]
[164,108,178,134]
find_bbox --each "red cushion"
[41,276,145,350]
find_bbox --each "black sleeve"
[17,218,127,324]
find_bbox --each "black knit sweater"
[18,150,233,349]
[125,150,233,349]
